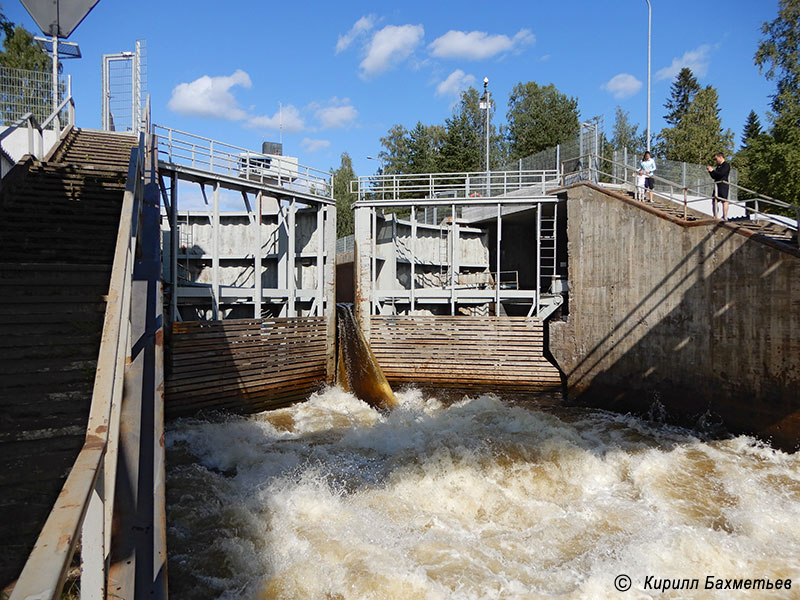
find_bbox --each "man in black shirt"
[706,152,731,220]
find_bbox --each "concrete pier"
[549,184,800,450]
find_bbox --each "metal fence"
[609,148,739,202]
[102,40,147,135]
[507,114,740,201]
[154,124,334,199]
[0,66,65,128]
[350,169,560,203]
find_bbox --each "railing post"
[796,208,800,249]
[27,119,34,158]
[80,472,105,600]
[209,140,214,171]
[623,147,628,185]
[683,187,688,221]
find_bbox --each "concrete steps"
[0,129,133,588]
[622,189,798,249]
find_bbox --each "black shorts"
[645,177,655,190]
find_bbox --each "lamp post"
[645,0,651,152]
[481,77,490,196]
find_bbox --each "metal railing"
[154,124,333,198]
[9,133,147,598]
[0,66,65,126]
[350,168,561,201]
[0,75,75,162]
[564,153,799,248]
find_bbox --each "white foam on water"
[166,387,800,599]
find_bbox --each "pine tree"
[740,110,763,149]
[660,85,734,164]
[663,68,701,127]
[439,88,484,173]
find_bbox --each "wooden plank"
[166,316,330,416]
[367,315,561,392]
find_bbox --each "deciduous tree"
[332,152,357,238]
[505,82,579,159]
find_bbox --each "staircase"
[620,188,798,248]
[0,128,136,589]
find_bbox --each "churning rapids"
[166,388,800,599]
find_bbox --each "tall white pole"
[51,34,59,130]
[645,0,651,152]
[484,78,490,176]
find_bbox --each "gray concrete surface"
[549,184,800,450]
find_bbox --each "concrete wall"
[549,184,800,450]
[0,126,59,162]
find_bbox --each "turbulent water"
[166,387,800,599]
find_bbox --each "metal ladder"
[539,203,558,281]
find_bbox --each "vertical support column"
[410,205,416,313]
[450,203,456,316]
[277,200,288,317]
[324,203,337,379]
[101,55,110,131]
[624,148,628,185]
[371,208,377,316]
[354,206,372,339]
[212,182,220,319]
[51,35,59,131]
[288,198,296,317]
[535,204,541,318]
[169,173,178,322]
[495,203,501,316]
[254,192,262,319]
[553,202,559,279]
[316,203,324,316]
[80,470,105,600]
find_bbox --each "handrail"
[563,153,799,247]
[153,124,333,198]
[351,168,561,200]
[9,132,146,599]
[0,75,75,163]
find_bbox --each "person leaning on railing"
[706,152,731,220]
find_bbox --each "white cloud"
[602,73,642,99]
[301,138,331,152]
[436,69,476,98]
[360,24,424,78]
[428,29,534,60]
[336,15,377,54]
[656,45,711,80]
[167,70,252,120]
[316,104,358,129]
[538,54,551,62]
[246,104,305,132]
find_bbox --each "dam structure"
[2,96,799,595]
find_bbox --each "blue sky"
[3,0,780,177]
